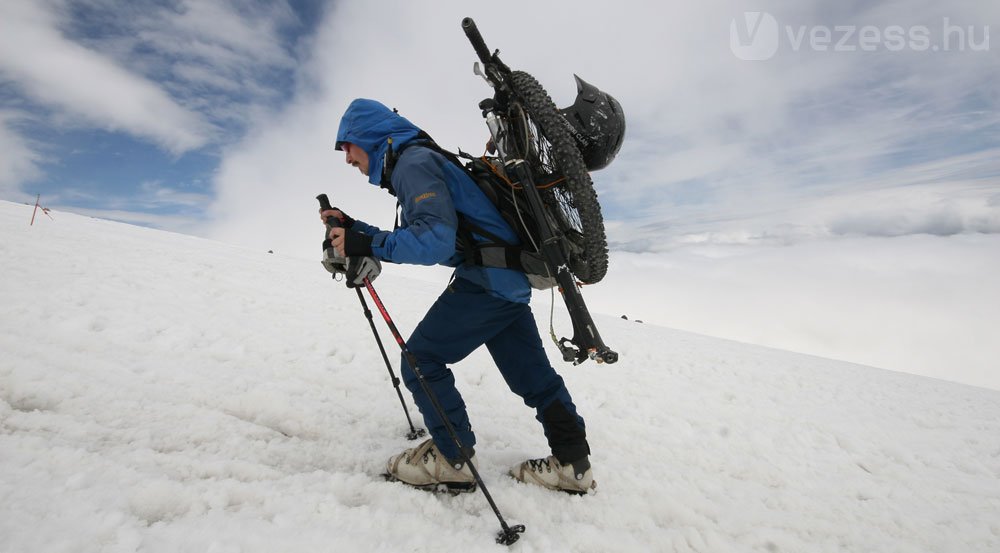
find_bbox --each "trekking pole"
[354,286,426,440]
[359,276,525,546]
[317,194,425,440]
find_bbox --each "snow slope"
[2,200,999,553]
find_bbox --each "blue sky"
[1,0,997,250]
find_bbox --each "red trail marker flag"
[30,194,52,226]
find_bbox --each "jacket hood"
[336,99,424,186]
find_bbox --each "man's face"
[343,143,370,176]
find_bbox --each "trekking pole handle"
[462,18,492,65]
[316,194,342,229]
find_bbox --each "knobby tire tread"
[509,71,609,284]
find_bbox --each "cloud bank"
[198,0,998,259]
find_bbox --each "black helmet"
[559,75,625,171]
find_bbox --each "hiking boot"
[384,438,477,493]
[509,455,596,494]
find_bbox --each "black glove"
[342,229,374,257]
[345,256,381,287]
[331,207,356,229]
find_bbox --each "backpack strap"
[456,214,525,272]
[381,137,539,276]
[381,130,435,190]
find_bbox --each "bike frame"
[462,18,618,365]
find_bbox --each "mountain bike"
[461,17,618,365]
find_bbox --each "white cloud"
[124,0,299,107]
[137,180,212,209]
[56,179,212,213]
[0,0,211,154]
[0,111,43,200]
[612,147,1000,253]
[58,206,205,234]
[159,0,297,66]
[202,0,999,261]
[581,233,1000,391]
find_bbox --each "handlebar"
[462,17,492,65]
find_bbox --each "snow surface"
[2,200,999,553]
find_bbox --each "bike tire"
[508,70,609,284]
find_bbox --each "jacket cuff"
[343,229,374,257]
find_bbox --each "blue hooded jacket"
[336,99,531,304]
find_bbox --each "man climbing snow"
[320,98,595,494]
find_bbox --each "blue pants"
[400,277,589,462]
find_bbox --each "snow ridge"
[2,201,999,552]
